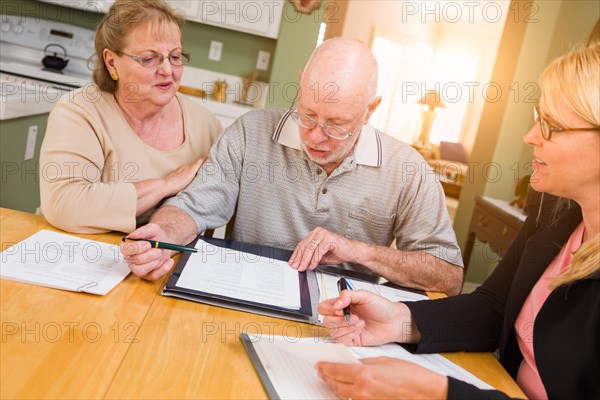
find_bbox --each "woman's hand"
[133,157,206,217]
[315,357,448,400]
[317,290,419,347]
[163,157,206,196]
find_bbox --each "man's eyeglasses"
[534,105,599,141]
[118,50,190,68]
[289,108,368,140]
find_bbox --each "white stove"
[0,14,95,120]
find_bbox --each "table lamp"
[416,90,446,147]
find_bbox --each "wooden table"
[463,196,526,275]
[1,208,525,399]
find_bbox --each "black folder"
[161,236,321,325]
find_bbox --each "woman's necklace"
[153,111,166,148]
[115,93,168,148]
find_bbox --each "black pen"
[337,277,352,325]
[121,237,199,253]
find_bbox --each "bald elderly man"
[121,38,464,295]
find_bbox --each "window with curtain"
[370,30,480,146]
[370,33,433,144]
[428,49,479,144]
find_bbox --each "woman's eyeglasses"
[118,50,190,68]
[534,105,599,141]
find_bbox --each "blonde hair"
[540,43,600,288]
[539,43,599,130]
[551,233,600,289]
[92,0,184,92]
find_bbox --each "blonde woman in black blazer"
[316,44,600,400]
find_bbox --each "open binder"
[161,236,321,325]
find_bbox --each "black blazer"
[406,195,600,399]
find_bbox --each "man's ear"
[298,69,304,82]
[364,96,382,124]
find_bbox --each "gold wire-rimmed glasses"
[118,50,190,68]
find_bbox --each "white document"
[176,239,301,310]
[249,335,359,399]
[350,343,493,390]
[0,229,130,295]
[246,335,494,400]
[317,271,429,322]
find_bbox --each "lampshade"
[415,90,446,150]
[417,91,446,111]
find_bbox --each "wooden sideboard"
[427,159,468,199]
[462,196,526,274]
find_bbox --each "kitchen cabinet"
[36,0,284,39]
[0,113,50,213]
[35,0,114,13]
[169,1,284,39]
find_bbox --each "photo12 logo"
[1,239,121,265]
[0,80,69,105]
[400,1,539,24]
[2,321,139,344]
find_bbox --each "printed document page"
[250,335,359,399]
[1,229,130,295]
[176,239,301,310]
[350,344,493,390]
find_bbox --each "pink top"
[514,222,585,399]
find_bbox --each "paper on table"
[347,279,429,302]
[249,335,359,399]
[176,239,301,310]
[317,271,428,321]
[0,229,130,295]
[245,335,495,400]
[350,343,493,390]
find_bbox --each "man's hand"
[315,357,448,400]
[318,290,417,347]
[288,227,357,271]
[120,223,175,281]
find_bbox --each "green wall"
[267,2,325,108]
[182,22,275,82]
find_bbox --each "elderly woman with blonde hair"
[40,0,221,233]
[317,43,600,399]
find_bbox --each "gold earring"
[110,72,119,81]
